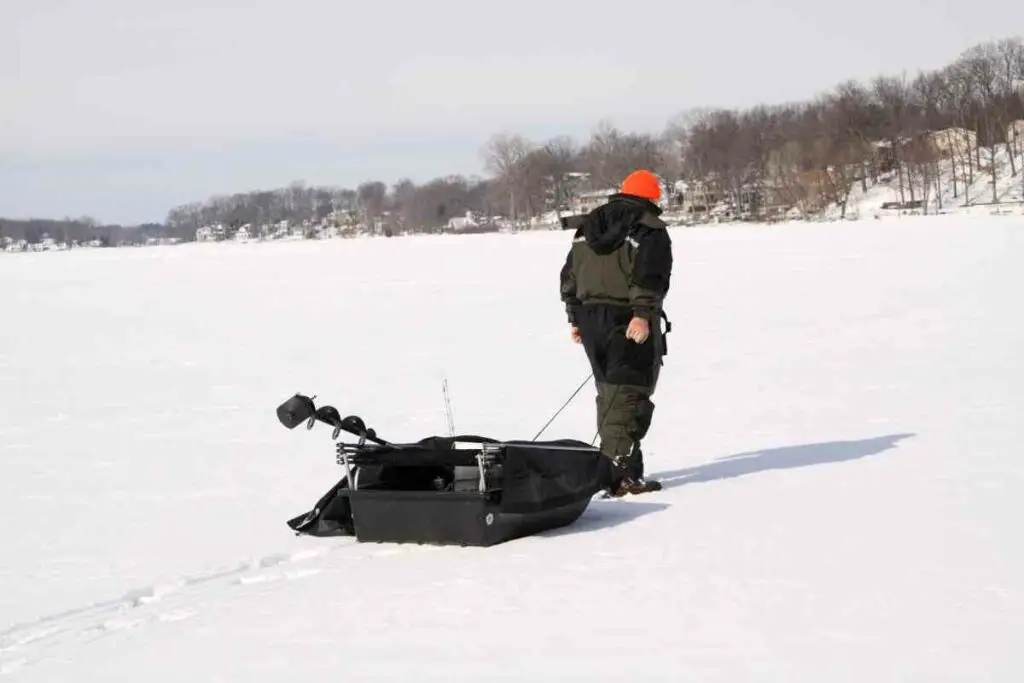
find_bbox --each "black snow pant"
[575,302,667,481]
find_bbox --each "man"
[559,169,673,496]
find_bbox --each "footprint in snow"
[284,568,322,581]
[99,616,144,632]
[157,609,197,623]
[123,581,181,607]
[235,566,322,586]
[256,552,292,568]
[0,539,422,674]
[0,658,29,676]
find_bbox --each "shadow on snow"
[649,432,916,490]
[538,432,915,538]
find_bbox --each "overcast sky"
[0,0,1011,224]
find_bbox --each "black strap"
[659,310,672,356]
[415,434,501,449]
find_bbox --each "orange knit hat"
[620,169,661,201]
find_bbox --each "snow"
[2,215,1023,680]
[836,144,1024,220]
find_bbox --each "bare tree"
[815,102,874,218]
[905,72,951,211]
[873,73,919,204]
[938,62,979,201]
[356,181,388,230]
[388,179,417,233]
[995,38,1024,170]
[511,149,555,219]
[959,46,1004,202]
[662,107,715,185]
[481,133,534,221]
[682,109,748,211]
[826,80,886,193]
[539,136,581,212]
[580,120,665,190]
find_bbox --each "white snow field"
[2,214,1023,681]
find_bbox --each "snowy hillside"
[2,215,1023,680]
[835,144,1024,220]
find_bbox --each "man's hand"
[570,326,582,343]
[626,316,650,343]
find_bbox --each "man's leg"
[578,303,664,490]
[625,392,655,480]
[601,386,655,475]
[626,322,663,480]
[599,317,664,491]
[595,381,633,456]
[595,380,612,440]
[597,382,652,476]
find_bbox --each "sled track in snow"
[0,493,651,676]
[0,538,440,676]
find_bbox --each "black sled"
[276,393,615,547]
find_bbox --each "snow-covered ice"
[2,214,1022,680]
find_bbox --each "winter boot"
[628,441,645,480]
[604,449,662,497]
[625,441,662,492]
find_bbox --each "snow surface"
[834,144,1024,221]
[2,214,1023,680]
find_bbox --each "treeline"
[162,177,496,240]
[0,216,166,246]
[662,37,1024,216]
[164,36,1023,234]
[478,36,1024,220]
[156,125,668,239]
[160,127,664,239]
[4,36,1022,246]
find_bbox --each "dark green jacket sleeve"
[629,228,672,320]
[559,246,580,324]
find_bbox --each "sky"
[0,0,1014,225]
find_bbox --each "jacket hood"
[580,194,663,254]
